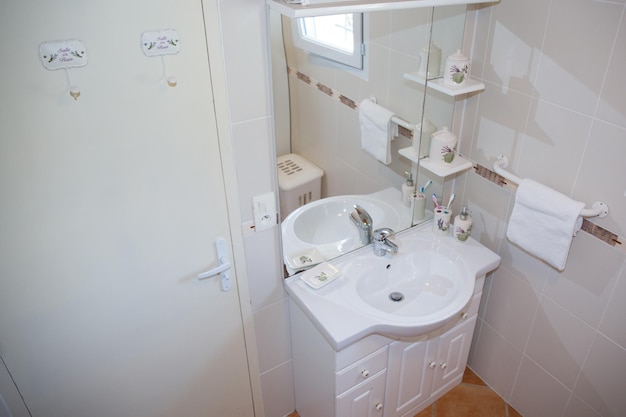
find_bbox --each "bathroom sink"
[281,188,412,272]
[351,242,464,317]
[284,223,500,350]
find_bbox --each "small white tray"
[286,248,325,270]
[300,263,341,289]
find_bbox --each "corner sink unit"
[284,222,500,350]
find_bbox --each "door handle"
[197,237,231,291]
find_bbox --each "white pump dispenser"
[402,172,415,207]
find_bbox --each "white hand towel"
[359,98,397,165]
[506,179,585,271]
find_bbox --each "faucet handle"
[351,205,372,226]
[373,228,395,241]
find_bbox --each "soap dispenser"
[453,206,473,242]
[402,171,415,207]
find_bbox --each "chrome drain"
[389,292,404,302]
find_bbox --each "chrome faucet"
[372,228,399,256]
[350,205,373,245]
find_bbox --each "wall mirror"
[269,4,468,275]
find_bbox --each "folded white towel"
[507,179,585,271]
[359,98,397,165]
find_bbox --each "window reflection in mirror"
[292,13,364,69]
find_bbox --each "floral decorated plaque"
[141,29,181,57]
[39,39,88,70]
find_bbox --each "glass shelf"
[399,147,473,177]
[268,0,496,18]
[403,72,485,96]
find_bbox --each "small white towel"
[507,179,585,271]
[359,98,397,165]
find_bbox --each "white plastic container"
[277,153,324,219]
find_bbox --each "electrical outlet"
[252,192,277,232]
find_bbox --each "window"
[292,13,364,70]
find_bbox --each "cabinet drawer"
[336,346,388,394]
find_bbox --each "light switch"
[252,192,277,232]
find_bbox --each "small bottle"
[454,206,473,242]
[402,172,415,207]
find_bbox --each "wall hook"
[39,39,88,101]
[65,68,81,100]
[141,29,181,88]
[161,55,177,87]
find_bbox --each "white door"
[0,1,255,416]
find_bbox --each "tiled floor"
[288,367,523,417]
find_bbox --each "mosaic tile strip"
[316,82,333,97]
[581,220,622,248]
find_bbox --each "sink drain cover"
[389,292,404,302]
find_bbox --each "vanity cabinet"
[290,277,485,417]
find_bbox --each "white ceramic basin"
[352,243,464,317]
[281,188,412,271]
[284,223,501,350]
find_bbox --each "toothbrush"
[446,193,456,210]
[432,194,441,209]
[420,180,432,194]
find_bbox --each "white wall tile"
[543,233,623,327]
[483,267,540,350]
[517,99,592,194]
[254,299,292,373]
[231,117,276,222]
[510,356,571,417]
[573,120,626,237]
[260,361,296,417]
[597,16,626,127]
[534,0,622,115]
[244,228,285,312]
[481,0,550,96]
[564,395,603,417]
[218,0,272,122]
[525,297,595,389]
[468,85,531,167]
[574,334,626,417]
[599,265,626,349]
[469,322,523,401]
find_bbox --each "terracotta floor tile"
[508,404,524,417]
[462,367,488,386]
[413,404,433,417]
[434,383,507,417]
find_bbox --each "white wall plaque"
[141,29,181,57]
[39,39,88,70]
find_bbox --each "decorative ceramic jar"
[444,49,470,86]
[428,127,457,165]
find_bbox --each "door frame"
[200,1,265,415]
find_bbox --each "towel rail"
[494,154,609,218]
[391,116,415,132]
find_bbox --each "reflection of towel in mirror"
[506,179,584,271]
[359,98,397,165]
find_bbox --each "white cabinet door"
[431,316,477,396]
[336,371,387,417]
[384,339,437,417]
[0,1,255,416]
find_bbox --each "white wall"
[456,2,626,417]
[216,1,295,417]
